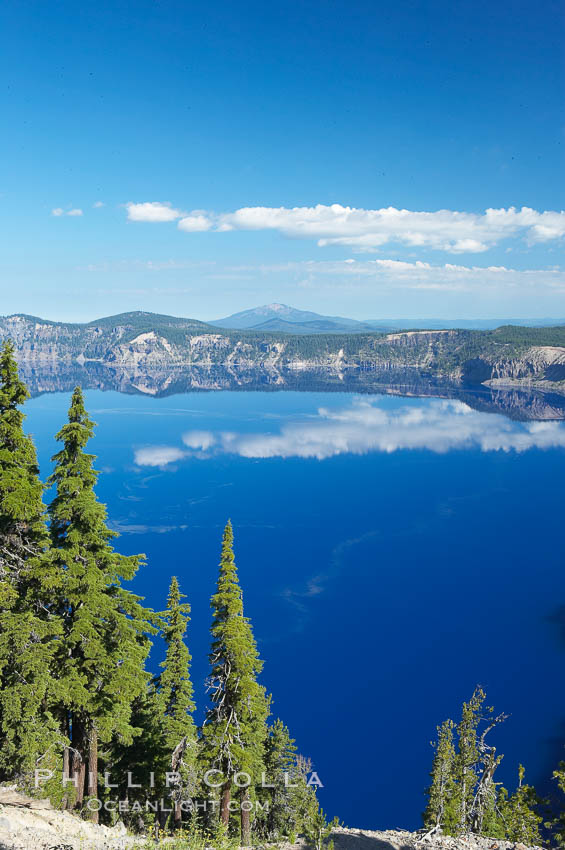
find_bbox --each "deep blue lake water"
[24,389,565,830]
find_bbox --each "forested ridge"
[1,338,565,849]
[2,312,565,372]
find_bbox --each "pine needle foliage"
[201,520,270,832]
[0,340,47,566]
[0,340,60,776]
[158,576,198,826]
[48,386,154,803]
[159,576,197,753]
[105,686,169,829]
[423,688,541,841]
[454,686,485,832]
[546,762,565,847]
[499,765,542,845]
[260,719,299,838]
[256,720,331,842]
[423,719,458,833]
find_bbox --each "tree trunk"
[471,753,499,833]
[459,767,467,832]
[240,788,251,846]
[87,725,98,823]
[173,799,182,829]
[220,781,231,827]
[71,716,85,809]
[268,786,275,835]
[71,750,85,809]
[62,713,70,811]
[62,745,70,809]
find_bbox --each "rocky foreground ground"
[0,794,547,850]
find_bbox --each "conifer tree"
[454,687,483,832]
[466,691,507,836]
[106,686,169,831]
[260,719,298,838]
[0,340,60,777]
[303,804,339,850]
[157,576,197,828]
[48,387,154,820]
[0,341,46,578]
[110,577,197,834]
[499,765,542,845]
[256,719,328,842]
[422,689,539,841]
[201,521,270,845]
[423,719,458,833]
[550,762,565,847]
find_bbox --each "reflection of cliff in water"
[19,361,565,421]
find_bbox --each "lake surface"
[25,387,565,829]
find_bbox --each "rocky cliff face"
[1,313,564,397]
[487,346,565,386]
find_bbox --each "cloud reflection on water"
[133,398,565,467]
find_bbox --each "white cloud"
[126,202,184,222]
[79,259,216,273]
[218,205,565,253]
[373,259,432,271]
[178,213,213,232]
[78,253,565,297]
[246,258,565,294]
[451,239,488,253]
[124,202,565,254]
[52,207,83,217]
[93,201,105,208]
[134,446,187,466]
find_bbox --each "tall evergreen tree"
[0,341,47,579]
[105,685,169,832]
[256,719,327,842]
[260,719,299,838]
[422,689,539,842]
[109,576,197,835]
[201,521,270,845]
[157,576,198,828]
[48,387,154,820]
[0,340,60,777]
[423,719,458,833]
[454,687,483,832]
[499,766,542,844]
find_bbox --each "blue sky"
[1,0,564,321]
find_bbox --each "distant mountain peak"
[250,303,295,317]
[208,303,377,333]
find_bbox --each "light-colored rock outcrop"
[0,804,547,850]
[0,793,130,849]
[0,792,547,850]
[326,827,544,850]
